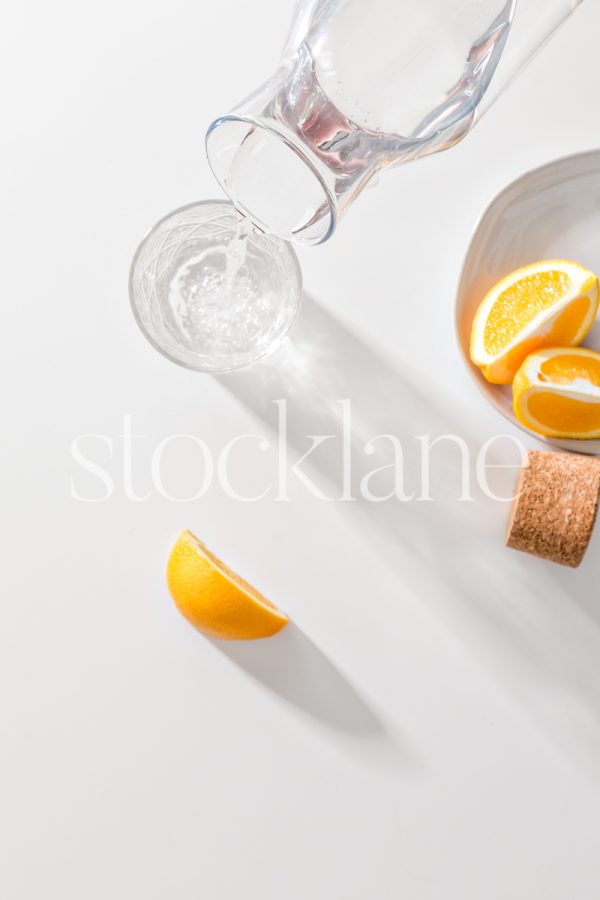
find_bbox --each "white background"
[2,2,600,898]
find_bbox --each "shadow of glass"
[215,293,600,782]
[218,293,504,556]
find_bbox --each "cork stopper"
[506,450,600,568]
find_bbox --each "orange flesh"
[528,392,600,434]
[189,531,278,611]
[482,296,593,385]
[492,335,546,384]
[548,295,593,345]
[483,270,571,356]
[540,352,600,387]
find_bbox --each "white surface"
[2,3,600,898]
[456,149,600,454]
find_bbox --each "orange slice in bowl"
[470,260,599,384]
[513,347,600,439]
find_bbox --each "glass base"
[129,200,302,373]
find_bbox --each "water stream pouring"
[131,0,583,371]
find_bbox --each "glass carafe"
[206,0,582,245]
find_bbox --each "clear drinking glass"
[207,0,583,245]
[129,201,301,372]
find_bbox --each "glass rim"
[205,114,338,245]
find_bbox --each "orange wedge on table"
[167,530,288,640]
[470,260,599,384]
[513,347,600,439]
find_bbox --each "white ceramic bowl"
[455,149,600,456]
